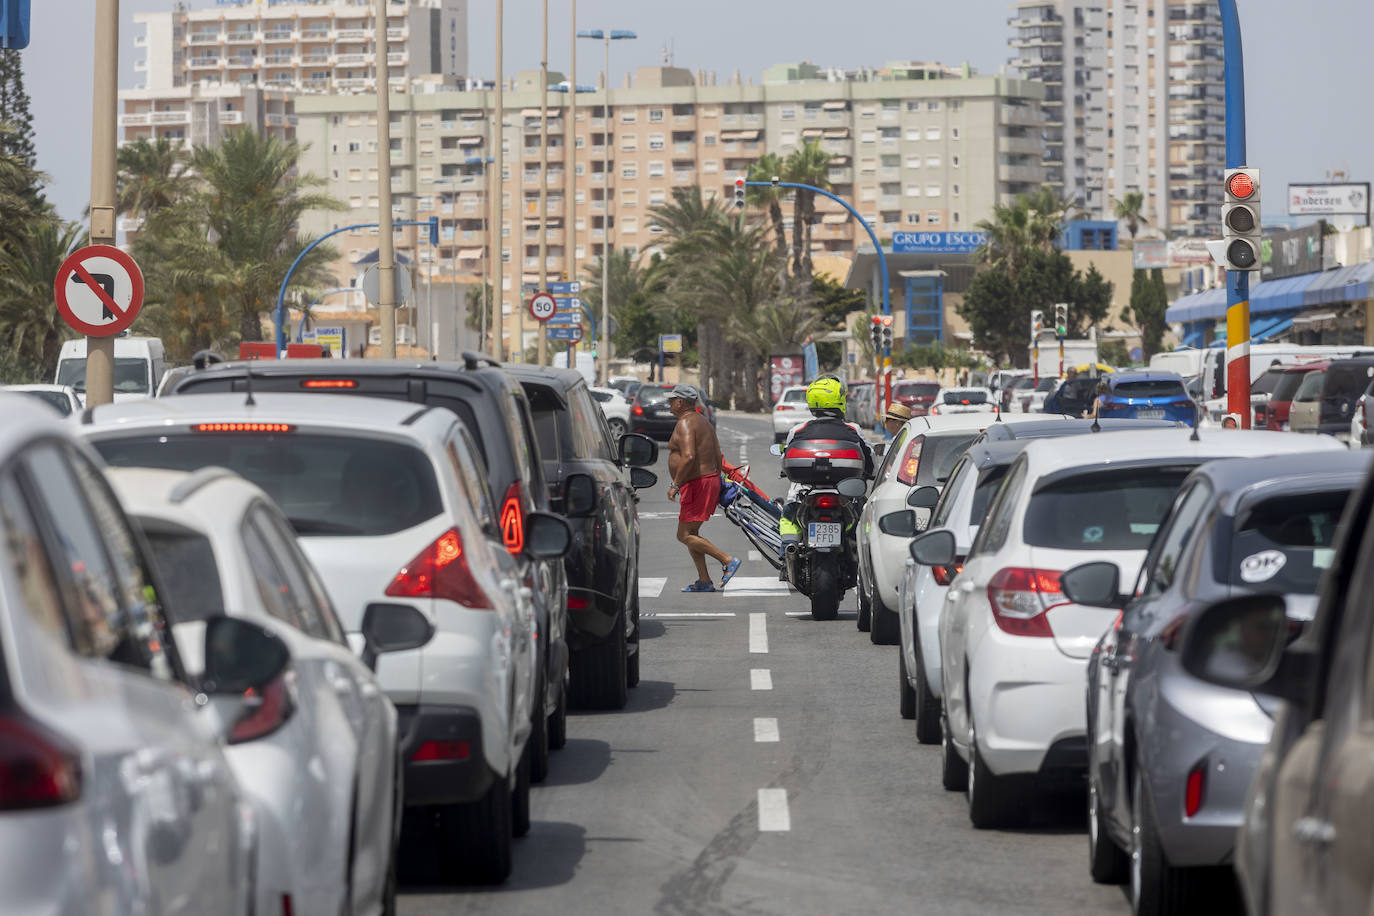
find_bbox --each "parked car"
[110,466,416,916]
[504,365,659,710]
[608,375,642,400]
[1311,357,1374,439]
[772,385,808,443]
[1265,361,1325,431]
[1043,375,1101,417]
[55,335,166,402]
[590,385,632,439]
[170,357,572,783]
[1178,450,1374,916]
[0,393,253,915]
[975,416,1184,444]
[999,375,1035,412]
[2,383,82,417]
[848,380,876,429]
[890,379,941,418]
[856,414,990,644]
[929,387,996,416]
[1354,376,1374,445]
[1249,364,1289,429]
[911,428,1344,829]
[1061,450,1369,916]
[1022,376,1059,413]
[81,392,573,883]
[1094,371,1197,425]
[630,383,716,439]
[1287,365,1329,434]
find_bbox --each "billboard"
[890,231,988,254]
[1288,183,1370,217]
[1261,224,1324,280]
[1168,238,1214,265]
[1132,239,1171,270]
[769,354,805,404]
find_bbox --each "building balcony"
[302,78,330,91]
[879,195,901,209]
[335,77,369,90]
[387,27,408,40]
[151,110,190,124]
[301,29,331,41]
[387,52,407,65]
[134,34,146,48]
[219,110,245,125]
[1000,136,1043,156]
[878,167,899,181]
[188,57,222,69]
[224,30,257,44]
[262,30,295,43]
[335,52,368,66]
[188,32,220,45]
[119,112,151,127]
[263,55,294,66]
[334,28,369,41]
[225,55,256,68]
[999,164,1044,182]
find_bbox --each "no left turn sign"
[528,291,557,323]
[54,244,144,337]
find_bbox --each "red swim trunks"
[678,473,721,523]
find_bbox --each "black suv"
[169,355,572,779]
[502,365,658,710]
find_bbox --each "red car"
[890,380,940,416]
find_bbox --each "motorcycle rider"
[777,375,875,554]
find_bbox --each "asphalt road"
[399,412,1128,916]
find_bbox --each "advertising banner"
[1261,224,1324,280]
[1288,183,1370,217]
[770,354,805,405]
[890,231,988,254]
[1132,239,1170,270]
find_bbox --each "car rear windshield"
[942,389,988,405]
[93,434,442,537]
[1272,370,1313,402]
[1252,369,1285,396]
[638,386,669,405]
[894,382,939,398]
[1035,378,1058,392]
[18,390,73,416]
[782,388,807,403]
[1024,465,1195,550]
[917,433,977,485]
[56,357,149,394]
[1294,370,1327,401]
[1112,380,1187,399]
[142,530,226,622]
[1323,362,1374,399]
[1230,490,1350,593]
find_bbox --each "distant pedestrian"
[883,402,912,438]
[665,384,740,592]
[1084,379,1110,419]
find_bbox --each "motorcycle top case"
[782,418,869,484]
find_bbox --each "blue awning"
[1248,309,1300,342]
[1180,329,1205,348]
[1166,286,1228,323]
[1251,272,1322,312]
[1303,260,1374,306]
[1168,263,1367,323]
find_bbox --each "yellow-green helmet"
[805,376,846,412]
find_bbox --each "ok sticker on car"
[1240,549,1287,583]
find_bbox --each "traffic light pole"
[1220,0,1251,427]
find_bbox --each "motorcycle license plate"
[1136,408,1165,419]
[808,522,842,547]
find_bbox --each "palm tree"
[115,137,188,223]
[975,186,1077,276]
[783,140,831,282]
[1113,191,1147,241]
[0,125,53,256]
[0,220,83,377]
[746,153,788,258]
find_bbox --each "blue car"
[1096,370,1197,425]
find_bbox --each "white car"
[111,466,411,916]
[915,428,1344,828]
[772,385,809,443]
[856,413,993,644]
[2,383,83,417]
[0,393,253,916]
[80,392,572,883]
[929,387,996,416]
[590,385,631,439]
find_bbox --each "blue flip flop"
[682,580,716,593]
[720,556,742,588]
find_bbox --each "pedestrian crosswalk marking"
[638,577,667,598]
[724,576,793,596]
[757,788,791,832]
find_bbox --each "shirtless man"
[665,384,741,592]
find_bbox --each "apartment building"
[294,62,1047,353]
[1009,0,1224,238]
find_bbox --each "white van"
[1157,344,1371,422]
[54,336,166,402]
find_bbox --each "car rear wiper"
[288,518,366,535]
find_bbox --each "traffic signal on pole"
[1030,309,1045,339]
[734,176,746,209]
[870,314,882,353]
[880,315,893,352]
[1222,168,1261,272]
[1053,303,1068,338]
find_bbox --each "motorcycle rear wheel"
[810,555,839,621]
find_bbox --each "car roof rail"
[461,351,501,370]
[169,467,239,505]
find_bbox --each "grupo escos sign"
[890,231,988,254]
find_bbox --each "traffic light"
[1223,168,1261,271]
[869,314,882,352]
[734,176,746,209]
[880,315,893,352]
[1053,303,1068,338]
[1030,309,1045,339]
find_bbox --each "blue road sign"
[547,313,582,326]
[1,0,30,49]
[548,326,583,341]
[549,281,581,294]
[554,296,581,310]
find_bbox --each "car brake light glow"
[0,713,82,810]
[194,422,294,433]
[986,567,1064,638]
[228,674,296,744]
[932,562,963,587]
[412,740,471,762]
[300,379,358,389]
[896,435,924,485]
[812,494,840,509]
[386,527,493,609]
[567,595,589,611]
[776,404,794,410]
[633,404,644,415]
[501,482,525,554]
[1184,764,1206,817]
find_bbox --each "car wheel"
[568,610,628,710]
[940,714,967,792]
[967,710,1023,829]
[1088,761,1128,884]
[528,674,550,783]
[898,646,916,720]
[512,741,531,839]
[1130,765,1215,915]
[547,669,568,750]
[608,418,627,440]
[626,586,641,688]
[912,632,942,745]
[442,769,513,884]
[856,575,872,631]
[869,588,899,645]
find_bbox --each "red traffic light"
[881,316,893,327]
[1227,172,1255,200]
[871,315,882,325]
[734,177,745,188]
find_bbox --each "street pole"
[492,0,505,360]
[1219,0,1251,427]
[536,0,550,367]
[568,0,578,347]
[86,0,118,406]
[599,33,611,385]
[375,0,397,359]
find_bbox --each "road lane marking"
[738,443,748,465]
[785,610,857,619]
[757,788,791,832]
[749,613,768,653]
[637,511,679,520]
[747,550,762,562]
[638,577,667,598]
[753,717,780,743]
[750,668,772,690]
[725,577,792,596]
[643,612,737,618]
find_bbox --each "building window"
[780,130,798,145]
[621,110,637,123]
[860,130,876,144]
[575,135,585,149]
[859,186,877,202]
[905,212,922,225]
[349,168,363,181]
[648,133,665,151]
[575,163,585,176]
[926,156,941,168]
[859,157,876,173]
[926,211,941,224]
[574,189,586,203]
[704,134,717,146]
[622,216,638,234]
[951,155,961,168]
[952,211,960,224]
[620,134,637,151]
[951,126,960,140]
[621,163,637,179]
[926,127,941,140]
[906,157,922,169]
[952,183,960,196]
[649,109,664,122]
[927,100,941,111]
[905,129,921,141]
[648,160,665,178]
[648,188,666,205]
[703,160,719,173]
[905,186,922,197]
[926,184,942,197]
[780,107,796,120]
[621,189,638,207]
[347,141,361,152]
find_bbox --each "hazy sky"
[22,0,1374,224]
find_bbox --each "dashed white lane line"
[785,610,857,619]
[757,788,791,832]
[638,577,667,598]
[750,668,773,690]
[749,613,768,654]
[725,577,793,597]
[643,612,737,618]
[747,550,762,562]
[753,717,780,743]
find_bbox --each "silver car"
[0,393,253,915]
[1062,449,1371,916]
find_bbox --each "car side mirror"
[619,433,657,467]
[563,473,597,517]
[878,509,918,538]
[909,528,956,566]
[837,477,867,499]
[1060,562,1125,609]
[906,486,940,510]
[359,603,435,671]
[630,467,658,490]
[769,443,783,457]
[525,511,574,560]
[202,616,290,695]
[1180,593,1308,699]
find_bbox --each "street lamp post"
[537,0,550,367]
[578,28,636,385]
[492,0,505,360]
[1218,0,1251,426]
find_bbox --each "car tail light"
[932,562,963,586]
[0,712,82,809]
[500,482,525,554]
[1184,763,1206,818]
[228,673,296,744]
[776,404,794,411]
[567,595,589,611]
[412,740,471,762]
[986,567,1064,638]
[633,404,644,415]
[929,405,941,416]
[193,422,294,433]
[811,494,840,509]
[386,528,493,609]
[281,894,294,916]
[300,379,357,389]
[895,435,924,485]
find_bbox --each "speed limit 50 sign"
[528,291,557,323]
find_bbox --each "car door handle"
[1292,816,1335,848]
[1102,648,1121,673]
